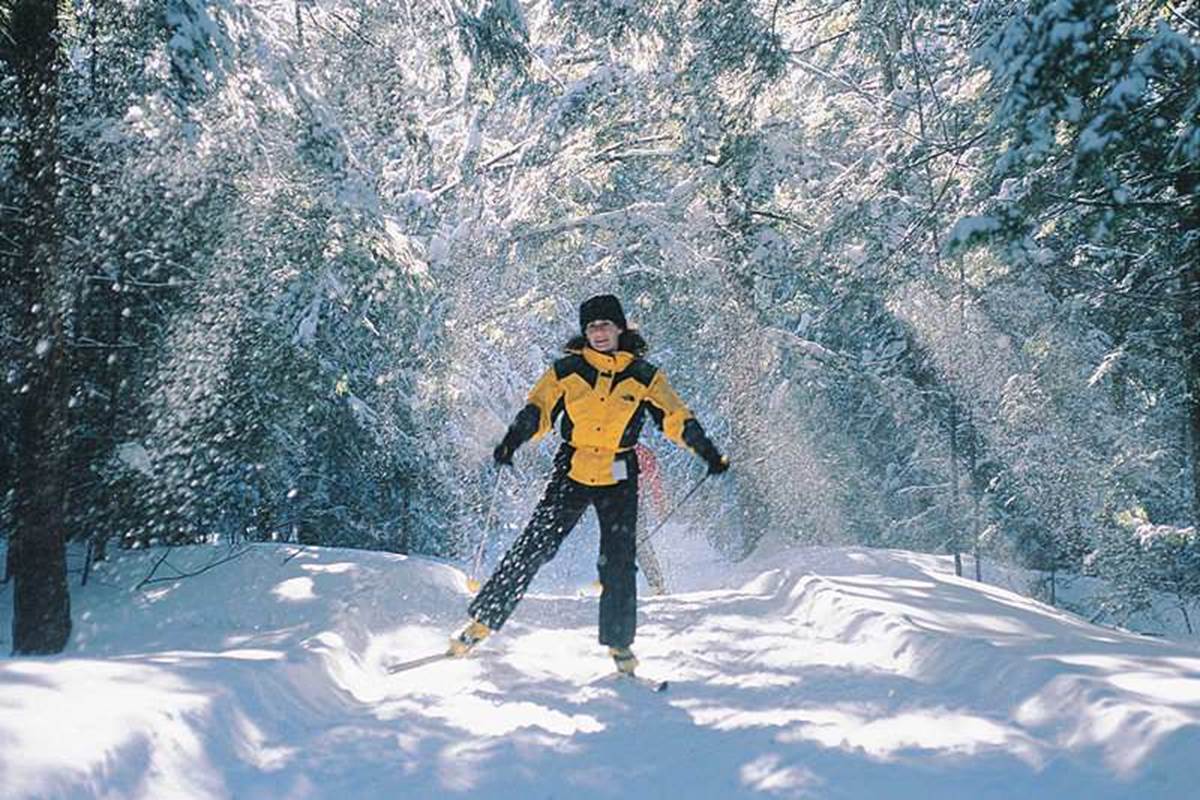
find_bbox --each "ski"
[592,671,668,692]
[385,651,454,674]
[622,673,669,692]
[387,652,667,691]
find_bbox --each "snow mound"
[1,542,1197,799]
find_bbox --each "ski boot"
[447,619,491,658]
[609,645,639,676]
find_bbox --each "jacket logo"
[621,394,636,402]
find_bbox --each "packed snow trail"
[1,540,1198,799]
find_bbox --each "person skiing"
[448,294,729,676]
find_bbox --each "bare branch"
[137,546,252,589]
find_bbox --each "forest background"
[1,0,1198,655]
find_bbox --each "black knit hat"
[579,294,627,332]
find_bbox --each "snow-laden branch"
[511,200,673,240]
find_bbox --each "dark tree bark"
[3,0,72,655]
[1180,178,1200,532]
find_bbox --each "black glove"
[682,418,729,476]
[493,404,537,468]
[706,453,730,475]
[493,441,515,467]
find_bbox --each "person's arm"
[494,366,563,464]
[644,371,729,474]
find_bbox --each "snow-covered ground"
[1,531,1198,799]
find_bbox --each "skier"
[448,294,729,676]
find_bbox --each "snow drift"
[1,539,1198,799]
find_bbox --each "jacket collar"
[575,346,635,373]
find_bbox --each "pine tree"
[1,0,72,654]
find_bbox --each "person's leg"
[595,475,639,648]
[468,459,589,633]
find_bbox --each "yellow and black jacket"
[499,345,723,486]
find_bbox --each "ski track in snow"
[1,537,1199,800]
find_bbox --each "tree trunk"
[6,0,72,655]
[949,401,963,577]
[1184,262,1200,530]
[1179,176,1200,531]
[968,407,982,582]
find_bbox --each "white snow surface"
[1,536,1198,799]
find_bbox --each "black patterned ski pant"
[469,446,640,647]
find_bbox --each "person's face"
[585,319,622,353]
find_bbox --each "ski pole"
[640,473,710,546]
[468,466,507,592]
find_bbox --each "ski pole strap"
[641,473,709,546]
